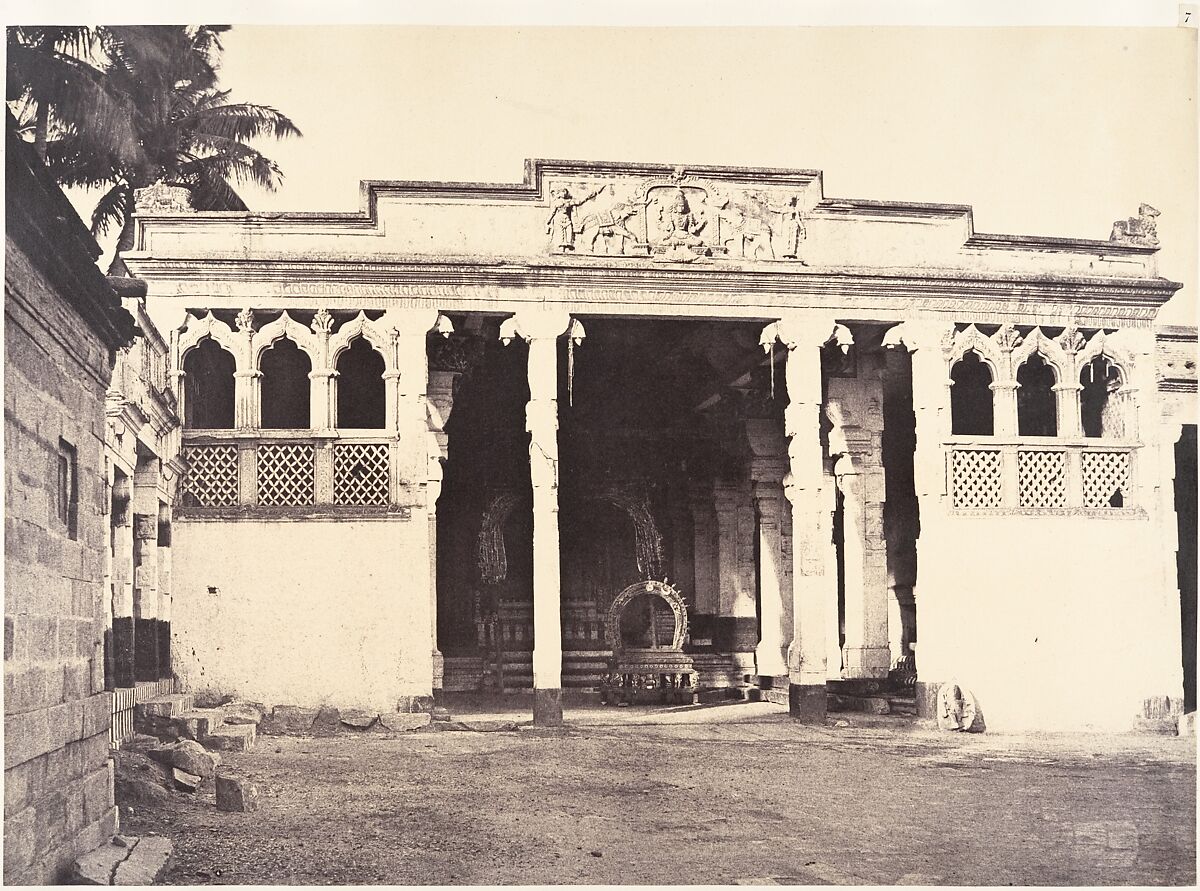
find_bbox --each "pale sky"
[60,18,1198,325]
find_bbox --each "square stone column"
[501,309,582,726]
[689,484,719,644]
[713,483,758,660]
[826,354,891,680]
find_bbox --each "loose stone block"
[222,701,265,725]
[260,705,318,736]
[146,739,220,779]
[340,709,379,730]
[377,712,431,732]
[312,706,341,734]
[215,775,259,813]
[171,768,201,793]
[113,836,173,885]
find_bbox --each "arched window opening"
[950,351,994,435]
[1080,355,1125,439]
[1016,354,1057,437]
[182,337,235,429]
[336,337,386,429]
[259,337,311,429]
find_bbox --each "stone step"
[203,722,256,752]
[133,693,195,720]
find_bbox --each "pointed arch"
[178,311,247,372]
[329,310,393,372]
[251,311,321,367]
[946,324,1003,380]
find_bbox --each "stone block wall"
[4,240,119,884]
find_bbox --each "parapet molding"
[131,157,1167,262]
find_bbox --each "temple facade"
[120,161,1196,732]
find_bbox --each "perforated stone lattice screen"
[1017,450,1067,508]
[951,448,1003,508]
[181,445,238,506]
[333,443,390,505]
[1082,451,1131,508]
[256,443,315,506]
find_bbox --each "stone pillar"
[309,369,337,433]
[746,419,789,678]
[132,511,159,682]
[109,472,135,689]
[500,309,582,726]
[689,485,718,645]
[156,503,173,679]
[763,318,851,721]
[826,353,890,680]
[713,483,758,666]
[426,363,459,690]
[233,370,261,430]
[388,308,454,699]
[752,481,788,677]
[883,321,954,717]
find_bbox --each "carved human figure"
[658,190,706,245]
[765,195,806,260]
[546,185,607,252]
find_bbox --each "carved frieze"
[542,171,811,263]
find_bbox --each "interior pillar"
[501,309,580,726]
[713,483,757,676]
[826,353,891,679]
[688,484,718,645]
[752,481,788,677]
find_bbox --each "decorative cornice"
[123,255,1180,310]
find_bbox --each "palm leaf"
[185,101,301,142]
[90,182,131,238]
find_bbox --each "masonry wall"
[4,242,119,884]
[171,517,432,711]
[917,514,1182,732]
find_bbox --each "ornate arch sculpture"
[328,310,394,373]
[251,311,322,367]
[177,312,247,372]
[605,579,689,652]
[1011,326,1068,384]
[583,489,665,579]
[477,491,524,585]
[1076,330,1137,390]
[476,486,665,586]
[945,324,1003,381]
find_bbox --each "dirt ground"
[118,702,1196,886]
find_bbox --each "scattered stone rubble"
[215,774,260,812]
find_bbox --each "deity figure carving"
[545,184,608,252]
[1109,203,1160,246]
[763,194,806,260]
[658,189,707,246]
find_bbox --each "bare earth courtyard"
[116,703,1196,886]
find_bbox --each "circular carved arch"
[606,580,689,652]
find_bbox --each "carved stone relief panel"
[543,172,811,263]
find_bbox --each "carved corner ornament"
[1109,203,1160,246]
[134,181,193,213]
